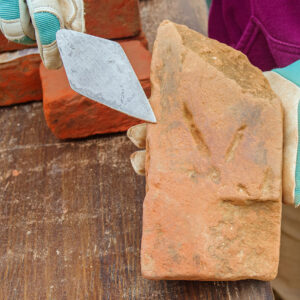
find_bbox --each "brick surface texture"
[0,54,42,106]
[142,21,283,281]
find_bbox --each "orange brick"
[0,53,42,106]
[85,0,141,39]
[0,0,141,53]
[141,21,282,281]
[0,35,34,53]
[41,40,151,139]
[118,31,148,49]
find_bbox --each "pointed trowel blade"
[56,29,156,123]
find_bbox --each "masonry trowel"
[56,29,156,123]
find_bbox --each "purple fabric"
[208,0,300,71]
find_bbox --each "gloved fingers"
[27,0,64,69]
[60,0,85,31]
[0,0,35,44]
[127,124,147,175]
[130,150,146,176]
[127,123,147,148]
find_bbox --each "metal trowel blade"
[56,29,156,123]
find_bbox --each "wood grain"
[0,102,274,299]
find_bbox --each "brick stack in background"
[0,33,41,106]
[85,0,141,39]
[1,0,152,139]
[0,35,34,53]
[41,0,152,139]
[0,49,42,106]
[0,8,40,106]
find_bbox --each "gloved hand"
[264,60,300,207]
[0,0,85,69]
[128,60,300,207]
[127,123,147,176]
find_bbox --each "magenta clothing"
[208,0,300,71]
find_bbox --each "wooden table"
[0,103,274,299]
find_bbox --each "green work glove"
[265,60,300,207]
[0,0,85,69]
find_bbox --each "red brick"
[0,31,147,54]
[85,0,141,39]
[0,53,42,106]
[0,34,34,53]
[0,0,141,53]
[41,40,151,139]
[141,21,282,281]
[118,31,148,49]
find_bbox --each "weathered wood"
[0,102,274,299]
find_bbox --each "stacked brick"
[0,0,151,139]
[0,51,42,106]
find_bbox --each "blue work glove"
[0,0,85,69]
[264,60,300,207]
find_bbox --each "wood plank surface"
[0,102,274,299]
